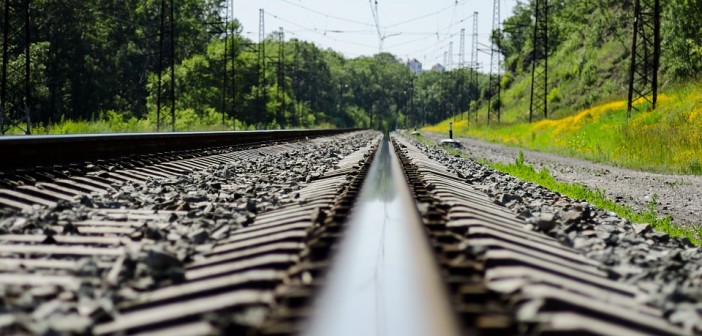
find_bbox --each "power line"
[249,0,512,68]
[383,0,469,29]
[266,12,378,50]
[384,33,435,50]
[402,10,478,65]
[280,0,375,28]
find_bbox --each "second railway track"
[0,129,698,335]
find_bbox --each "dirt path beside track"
[426,132,702,227]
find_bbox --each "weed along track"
[0,130,699,335]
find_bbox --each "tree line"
[7,0,699,133]
[1,0,491,133]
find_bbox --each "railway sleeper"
[0,131,378,335]
[87,134,382,335]
[390,134,688,336]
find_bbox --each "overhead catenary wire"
[266,12,378,50]
[280,0,376,28]
[383,0,469,29]
[246,0,516,73]
[369,0,383,52]
[404,10,479,67]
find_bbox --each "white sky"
[232,0,517,73]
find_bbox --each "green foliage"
[662,0,702,77]
[437,80,702,175]
[14,0,702,134]
[3,0,496,133]
[446,0,701,126]
[426,0,702,176]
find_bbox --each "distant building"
[431,63,445,72]
[407,58,422,75]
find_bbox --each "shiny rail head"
[304,138,461,336]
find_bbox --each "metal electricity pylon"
[529,0,549,122]
[459,28,466,68]
[221,0,230,127]
[277,27,286,128]
[156,0,176,131]
[257,8,266,124]
[487,0,501,125]
[408,76,415,128]
[626,0,661,119]
[442,50,448,120]
[471,11,479,123]
[1,0,31,135]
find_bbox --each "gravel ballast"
[402,132,702,333]
[425,133,702,227]
[0,131,380,335]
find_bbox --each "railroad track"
[0,130,697,335]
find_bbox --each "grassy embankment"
[423,80,702,243]
[417,133,702,245]
[426,80,702,174]
[422,15,702,243]
[8,109,336,135]
[9,109,234,134]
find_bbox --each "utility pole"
[448,41,454,121]
[156,0,165,131]
[442,50,448,121]
[221,0,229,127]
[409,76,415,129]
[529,0,549,122]
[229,0,237,130]
[1,0,32,135]
[459,29,466,68]
[169,0,175,132]
[156,0,175,131]
[459,28,466,120]
[293,41,300,127]
[487,0,501,125]
[371,0,382,52]
[258,9,266,127]
[627,0,661,119]
[471,11,479,124]
[277,27,285,129]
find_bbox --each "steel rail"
[304,138,460,336]
[0,129,359,171]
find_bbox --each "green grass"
[487,150,702,246]
[425,12,702,175]
[408,133,702,244]
[6,108,329,135]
